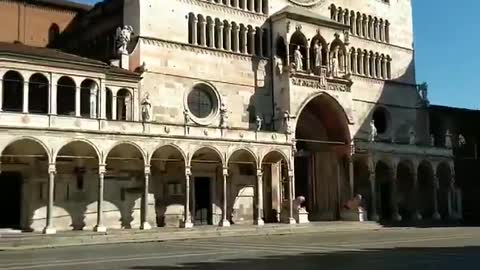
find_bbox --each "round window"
[187,86,214,118]
[372,107,389,134]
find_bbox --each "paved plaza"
[0,227,479,269]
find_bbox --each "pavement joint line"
[0,250,255,270]
[335,235,475,247]
[0,250,202,268]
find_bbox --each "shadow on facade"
[129,246,480,270]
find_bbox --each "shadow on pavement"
[130,246,480,270]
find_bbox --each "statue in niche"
[313,40,323,72]
[274,55,284,75]
[445,129,452,149]
[141,93,152,122]
[330,46,340,77]
[430,134,435,147]
[116,25,134,55]
[89,85,98,118]
[293,45,303,71]
[255,115,262,131]
[220,103,228,129]
[369,120,377,142]
[408,126,416,145]
[283,110,292,134]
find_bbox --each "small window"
[48,23,60,44]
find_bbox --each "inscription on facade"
[291,78,350,93]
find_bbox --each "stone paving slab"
[0,222,382,251]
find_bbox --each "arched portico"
[294,93,351,221]
[418,160,435,219]
[0,138,51,232]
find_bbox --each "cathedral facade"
[0,0,460,234]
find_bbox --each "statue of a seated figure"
[293,196,309,224]
[342,194,367,221]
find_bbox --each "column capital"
[256,169,263,177]
[222,167,229,176]
[288,170,294,177]
[98,164,106,174]
[185,166,192,176]
[144,164,151,175]
[48,163,56,174]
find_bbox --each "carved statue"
[220,103,228,128]
[89,85,98,118]
[409,126,416,145]
[293,196,306,210]
[430,134,435,147]
[255,115,262,132]
[183,109,191,125]
[369,120,377,142]
[330,46,340,77]
[141,93,152,122]
[293,45,303,71]
[116,25,134,55]
[283,110,292,134]
[313,41,323,70]
[458,134,466,147]
[445,129,452,149]
[418,82,429,102]
[274,55,283,75]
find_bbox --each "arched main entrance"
[294,94,351,221]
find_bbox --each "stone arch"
[48,23,60,44]
[350,11,356,33]
[356,12,362,35]
[227,147,258,167]
[396,159,416,219]
[189,145,225,166]
[1,136,51,161]
[375,159,393,220]
[436,161,452,218]
[2,70,24,112]
[214,18,222,49]
[310,33,328,69]
[418,160,435,218]
[28,73,49,114]
[330,4,337,20]
[188,13,196,44]
[289,30,308,70]
[80,79,99,118]
[206,16,214,48]
[116,88,133,121]
[57,76,76,116]
[149,143,187,165]
[104,141,147,165]
[197,14,206,46]
[222,19,230,50]
[260,149,289,168]
[329,37,347,73]
[239,24,247,53]
[53,139,101,162]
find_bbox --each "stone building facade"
[0,0,461,233]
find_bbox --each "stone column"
[23,80,29,113]
[412,169,422,221]
[258,0,263,13]
[432,175,441,220]
[191,17,197,45]
[43,163,56,234]
[240,0,246,10]
[49,74,57,115]
[141,165,152,230]
[369,168,379,221]
[256,169,264,225]
[183,166,193,228]
[306,46,310,72]
[224,24,231,51]
[287,170,296,224]
[241,27,248,54]
[371,54,377,78]
[112,94,117,120]
[220,167,230,227]
[200,20,207,46]
[348,156,354,198]
[391,165,402,221]
[208,22,214,48]
[358,51,364,75]
[249,29,256,55]
[247,0,253,11]
[0,70,4,111]
[448,175,456,219]
[232,25,239,52]
[94,164,107,232]
[365,53,371,77]
[232,0,238,8]
[99,79,106,120]
[218,23,224,49]
[75,86,81,117]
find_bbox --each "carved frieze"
[291,77,351,93]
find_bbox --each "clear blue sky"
[77,0,477,109]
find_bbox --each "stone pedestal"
[94,225,107,233]
[297,209,310,224]
[255,219,265,226]
[43,227,56,235]
[140,222,152,230]
[340,208,367,222]
[220,220,231,227]
[182,221,194,228]
[120,53,129,69]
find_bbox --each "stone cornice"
[350,35,413,53]
[177,0,267,21]
[139,36,270,63]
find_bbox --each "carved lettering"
[291,78,350,93]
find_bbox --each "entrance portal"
[194,177,211,225]
[0,172,22,229]
[294,94,351,221]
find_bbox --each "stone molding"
[178,0,267,20]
